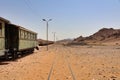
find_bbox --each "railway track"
[47,45,76,80]
[47,46,58,80]
[47,56,56,80]
[64,46,76,80]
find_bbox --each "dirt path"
[0,46,56,80]
[0,45,120,80]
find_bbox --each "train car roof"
[0,17,37,34]
[0,17,10,23]
[9,23,37,34]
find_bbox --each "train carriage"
[19,27,37,53]
[0,17,38,60]
[0,17,9,58]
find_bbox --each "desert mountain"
[74,28,120,42]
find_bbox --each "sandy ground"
[0,44,120,80]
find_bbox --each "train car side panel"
[0,38,5,56]
[18,28,37,51]
[19,40,37,50]
[0,20,5,56]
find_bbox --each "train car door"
[5,24,19,53]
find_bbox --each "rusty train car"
[0,17,38,60]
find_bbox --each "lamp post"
[42,19,52,51]
[52,32,56,42]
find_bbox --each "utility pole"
[52,32,56,42]
[42,19,52,51]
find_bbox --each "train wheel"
[12,52,17,61]
[27,49,34,54]
[31,48,34,53]
[5,52,10,60]
[36,47,39,50]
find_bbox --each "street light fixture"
[42,19,52,51]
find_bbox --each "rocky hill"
[74,28,120,42]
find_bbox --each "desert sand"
[0,44,120,80]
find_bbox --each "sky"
[0,0,120,41]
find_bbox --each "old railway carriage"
[0,17,38,59]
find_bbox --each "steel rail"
[47,59,55,80]
[63,46,76,80]
[47,45,76,80]
[47,47,57,80]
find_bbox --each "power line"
[23,0,42,32]
[24,0,40,17]
[24,0,33,12]
[26,0,33,6]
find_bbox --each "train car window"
[26,32,28,39]
[35,34,37,40]
[29,33,30,39]
[21,30,23,39]
[29,33,31,39]
[19,30,21,38]
[23,30,25,39]
[25,31,27,39]
[34,35,36,40]
[34,34,36,40]
[34,34,35,40]
[28,32,30,39]
[27,32,29,39]
[27,32,28,39]
[31,34,33,40]
[30,34,32,39]
[21,30,25,39]
[33,34,35,40]
[29,33,31,40]
[20,30,22,38]
[0,23,2,36]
